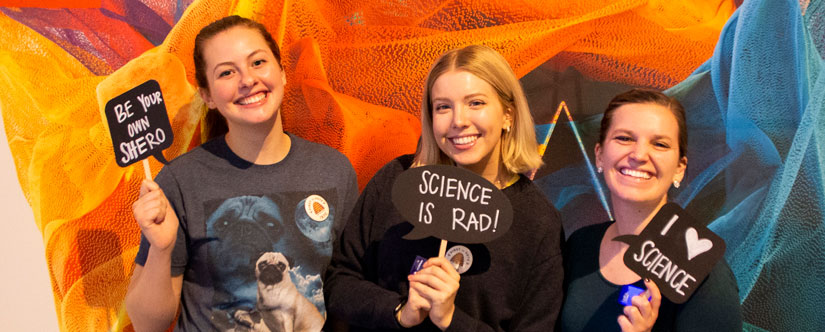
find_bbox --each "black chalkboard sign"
[613,203,726,304]
[104,79,173,167]
[391,165,513,244]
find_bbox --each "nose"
[452,105,469,128]
[238,69,256,89]
[628,143,650,163]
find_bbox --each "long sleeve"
[324,160,406,330]
[672,261,742,331]
[448,181,565,332]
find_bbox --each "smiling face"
[595,103,687,209]
[430,70,512,177]
[199,26,286,132]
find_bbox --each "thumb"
[139,179,160,196]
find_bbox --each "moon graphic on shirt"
[295,195,333,243]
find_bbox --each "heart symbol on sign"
[685,227,713,261]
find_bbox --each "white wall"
[0,112,60,331]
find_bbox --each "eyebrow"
[611,129,674,141]
[211,49,268,73]
[431,92,488,103]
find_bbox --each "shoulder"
[505,177,564,250]
[289,134,353,168]
[507,177,564,229]
[155,140,215,179]
[363,154,414,189]
[564,221,611,260]
[697,259,740,297]
[567,221,611,243]
[670,259,742,330]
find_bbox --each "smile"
[620,167,652,180]
[236,91,267,105]
[450,135,479,147]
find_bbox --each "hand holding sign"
[132,179,179,251]
[408,257,461,330]
[391,165,513,246]
[618,279,661,332]
[613,203,726,304]
[103,79,174,178]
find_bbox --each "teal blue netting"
[538,0,824,330]
[669,0,824,329]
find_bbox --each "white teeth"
[238,92,265,105]
[621,168,651,179]
[452,136,477,145]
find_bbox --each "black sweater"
[559,222,742,332]
[324,155,564,331]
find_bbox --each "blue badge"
[619,285,646,306]
[409,255,427,275]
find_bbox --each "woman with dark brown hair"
[126,16,358,331]
[559,89,742,332]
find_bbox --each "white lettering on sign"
[119,128,167,164]
[137,91,163,113]
[452,208,500,233]
[633,240,697,296]
[127,116,151,138]
[114,100,134,123]
[418,202,434,224]
[418,170,493,205]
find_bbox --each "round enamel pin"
[445,245,473,274]
[304,194,330,222]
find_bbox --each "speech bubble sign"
[391,165,513,244]
[103,79,173,167]
[613,203,726,304]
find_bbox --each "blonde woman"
[324,45,564,331]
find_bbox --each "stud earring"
[597,167,603,174]
[673,180,681,188]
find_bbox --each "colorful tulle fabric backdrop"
[0,0,822,331]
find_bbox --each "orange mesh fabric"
[0,1,734,331]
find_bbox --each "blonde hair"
[413,45,542,174]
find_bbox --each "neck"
[611,195,668,235]
[224,113,290,165]
[460,146,513,189]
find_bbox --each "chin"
[448,153,483,169]
[612,191,667,207]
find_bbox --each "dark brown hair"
[598,88,688,159]
[193,15,282,141]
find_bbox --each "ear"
[283,253,295,269]
[199,87,216,109]
[594,143,603,169]
[503,108,513,130]
[280,69,287,86]
[674,156,688,183]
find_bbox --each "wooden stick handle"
[142,159,151,179]
[438,239,447,258]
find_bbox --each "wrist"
[394,299,409,328]
[435,306,455,331]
